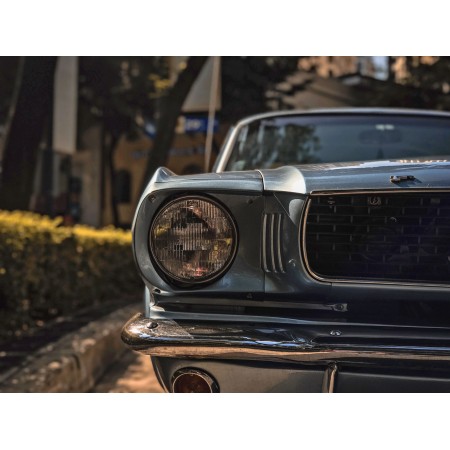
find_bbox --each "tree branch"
[139,56,208,193]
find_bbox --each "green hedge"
[0,210,142,318]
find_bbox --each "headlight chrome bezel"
[149,194,238,287]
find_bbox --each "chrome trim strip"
[262,214,268,272]
[148,307,450,330]
[310,188,450,196]
[262,213,286,273]
[301,190,450,288]
[227,109,450,128]
[215,125,241,172]
[135,346,450,363]
[276,214,285,273]
[150,307,343,327]
[270,213,276,272]
[122,314,450,364]
[322,363,338,393]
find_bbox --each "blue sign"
[183,116,219,133]
[144,116,219,138]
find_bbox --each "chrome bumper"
[121,313,450,366]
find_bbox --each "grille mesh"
[304,192,450,284]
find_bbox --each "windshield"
[224,114,450,171]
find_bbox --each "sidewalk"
[91,351,164,393]
[0,303,140,393]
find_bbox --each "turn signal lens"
[150,196,237,284]
[172,369,219,393]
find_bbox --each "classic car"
[122,108,450,392]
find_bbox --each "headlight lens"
[150,196,237,284]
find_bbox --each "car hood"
[258,158,450,194]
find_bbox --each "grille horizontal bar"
[304,192,450,284]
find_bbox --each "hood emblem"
[368,196,382,206]
[390,175,415,183]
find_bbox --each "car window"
[224,115,450,171]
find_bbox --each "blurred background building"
[0,56,449,228]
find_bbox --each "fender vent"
[262,213,285,273]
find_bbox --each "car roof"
[236,107,450,126]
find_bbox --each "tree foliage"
[79,57,171,225]
[221,56,300,122]
[139,56,208,193]
[78,56,170,128]
[405,57,450,109]
[0,57,57,211]
[79,56,208,225]
[0,56,210,220]
[0,57,20,126]
[366,57,450,110]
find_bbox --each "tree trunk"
[140,56,208,194]
[107,133,120,227]
[0,57,24,162]
[0,57,57,211]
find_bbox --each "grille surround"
[302,190,450,286]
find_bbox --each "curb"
[0,303,139,393]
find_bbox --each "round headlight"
[150,196,237,284]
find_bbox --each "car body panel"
[122,108,450,392]
[259,159,450,194]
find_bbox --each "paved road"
[92,351,164,393]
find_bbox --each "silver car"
[122,108,450,392]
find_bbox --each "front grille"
[304,192,450,284]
